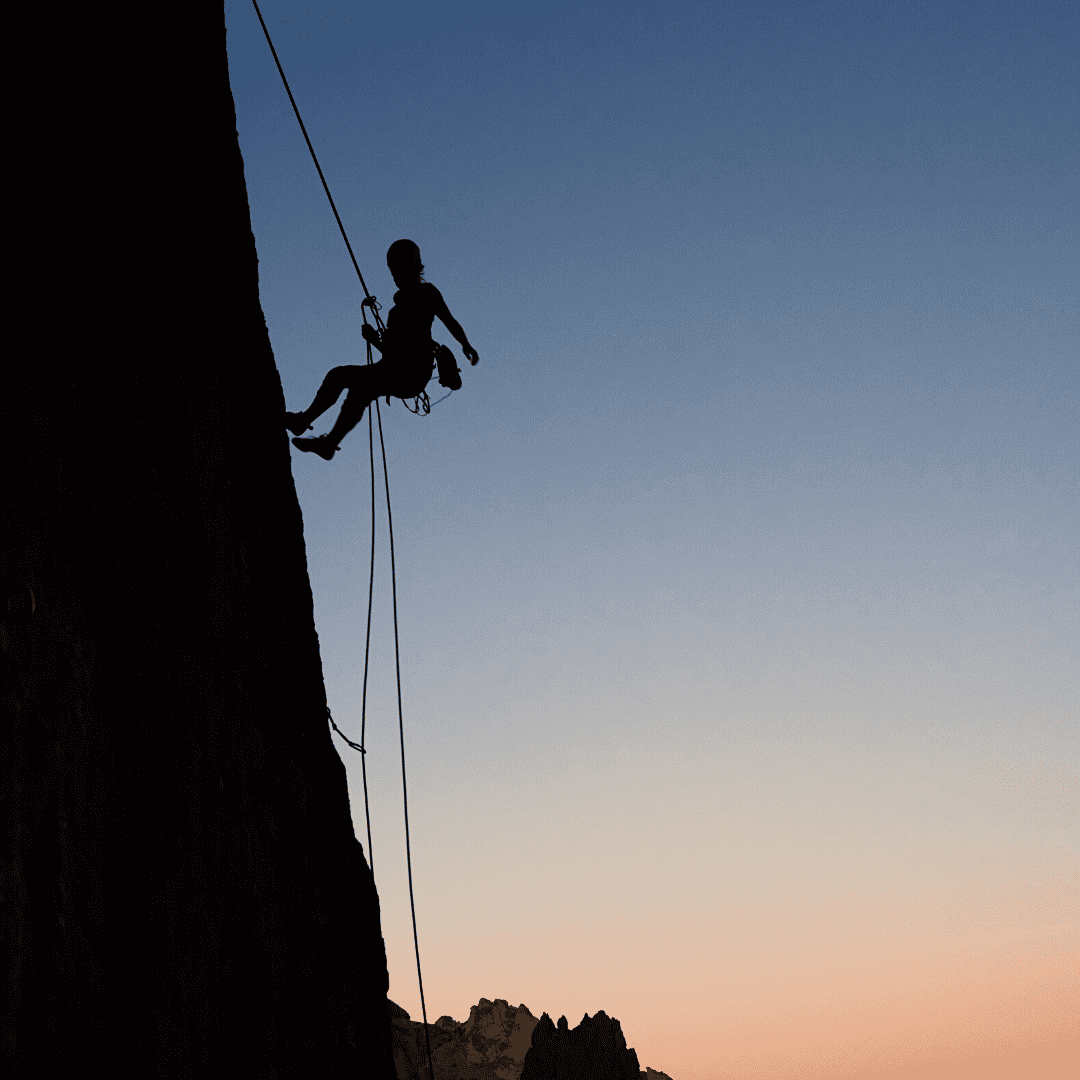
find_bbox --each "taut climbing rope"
[249,5,436,1078]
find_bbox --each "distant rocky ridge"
[521,1010,641,1080]
[391,998,537,1080]
[390,998,673,1080]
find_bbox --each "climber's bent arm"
[361,323,385,353]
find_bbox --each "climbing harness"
[359,294,438,415]
[359,297,462,416]
[249,5,437,1078]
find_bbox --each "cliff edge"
[3,3,396,1075]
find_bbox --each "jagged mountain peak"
[390,999,671,1080]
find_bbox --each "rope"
[250,5,435,1077]
[358,357,377,872]
[376,396,437,1080]
[250,0,380,324]
[400,388,432,415]
[326,705,364,754]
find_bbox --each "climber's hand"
[362,324,381,345]
[463,345,479,366]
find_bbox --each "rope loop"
[326,705,365,754]
[402,390,432,416]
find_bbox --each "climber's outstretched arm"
[430,286,479,365]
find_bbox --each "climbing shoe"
[434,342,462,391]
[285,411,312,436]
[292,435,337,460]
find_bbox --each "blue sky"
[223,3,1077,1075]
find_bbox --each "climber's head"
[387,239,424,286]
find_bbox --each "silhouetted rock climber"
[286,239,479,460]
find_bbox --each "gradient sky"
[222,3,1077,1077]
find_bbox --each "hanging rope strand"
[358,357,377,872]
[250,0,382,328]
[249,6,432,1077]
[375,397,436,1079]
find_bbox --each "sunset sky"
[222,2,1077,1076]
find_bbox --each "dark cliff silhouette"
[522,1011,643,1080]
[3,3,396,1075]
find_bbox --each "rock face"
[391,1000,670,1080]
[521,1011,642,1080]
[3,3,396,1075]
[391,997,540,1080]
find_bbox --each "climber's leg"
[292,363,390,460]
[324,385,375,445]
[285,365,357,435]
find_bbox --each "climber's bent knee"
[338,390,371,425]
[326,364,361,393]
